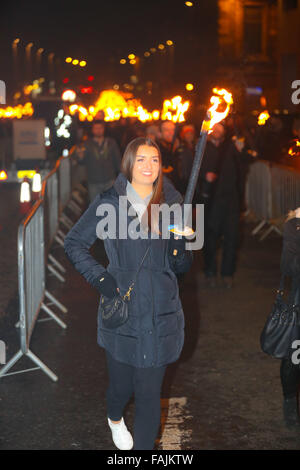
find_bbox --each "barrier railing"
[0,155,86,381]
[245,160,300,240]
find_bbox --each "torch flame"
[258,110,270,126]
[205,88,233,133]
[288,139,300,157]
[161,95,190,123]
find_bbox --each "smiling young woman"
[64,136,193,450]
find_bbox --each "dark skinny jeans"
[105,349,167,450]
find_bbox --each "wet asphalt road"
[0,194,300,450]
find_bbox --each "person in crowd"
[146,124,160,143]
[202,123,256,289]
[72,120,121,203]
[64,137,193,450]
[176,124,196,195]
[279,208,300,428]
[157,121,180,186]
[198,123,224,288]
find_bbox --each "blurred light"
[88,75,94,81]
[79,60,86,67]
[120,59,126,64]
[18,170,36,180]
[166,40,173,46]
[150,48,156,53]
[158,44,165,50]
[63,77,69,84]
[63,149,69,157]
[80,86,93,94]
[152,110,160,120]
[61,89,76,102]
[32,173,42,192]
[129,59,136,65]
[0,170,8,181]
[258,110,270,125]
[13,38,20,45]
[128,54,135,59]
[72,59,79,65]
[44,127,50,138]
[113,84,120,90]
[20,181,30,203]
[185,83,194,91]
[144,52,150,57]
[185,1,193,6]
[65,57,72,63]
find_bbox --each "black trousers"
[203,199,240,277]
[105,349,167,450]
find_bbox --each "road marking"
[157,397,192,450]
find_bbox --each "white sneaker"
[107,416,134,450]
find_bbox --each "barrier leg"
[259,224,282,241]
[26,350,58,382]
[48,254,66,273]
[72,191,84,206]
[0,349,23,377]
[41,302,67,329]
[59,214,73,230]
[45,289,68,313]
[252,220,267,236]
[54,234,64,247]
[47,264,65,282]
[57,229,66,240]
[68,200,81,215]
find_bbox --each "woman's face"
[131,145,160,186]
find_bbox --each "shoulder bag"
[100,246,150,329]
[260,274,300,359]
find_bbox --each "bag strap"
[123,245,151,300]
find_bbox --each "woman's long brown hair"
[121,137,164,232]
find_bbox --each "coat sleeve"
[64,193,107,289]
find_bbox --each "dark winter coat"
[280,217,300,292]
[64,172,193,367]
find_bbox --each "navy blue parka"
[64,172,193,367]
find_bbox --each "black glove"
[97,271,118,298]
[169,232,187,258]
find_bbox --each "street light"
[72,59,79,65]
[65,57,72,63]
[120,59,126,64]
[79,60,86,67]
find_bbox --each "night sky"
[1,0,219,103]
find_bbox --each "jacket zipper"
[149,242,156,365]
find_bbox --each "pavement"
[0,195,300,450]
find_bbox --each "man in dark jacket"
[202,124,254,288]
[73,120,121,202]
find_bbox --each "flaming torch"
[169,87,233,239]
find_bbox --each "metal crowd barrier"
[0,155,87,381]
[245,160,300,240]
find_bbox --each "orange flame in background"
[288,139,300,157]
[0,102,34,119]
[258,110,270,126]
[69,90,190,123]
[161,96,190,123]
[205,88,233,133]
